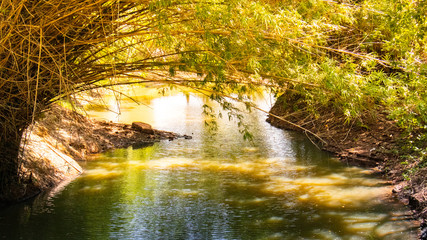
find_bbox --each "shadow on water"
[0,91,419,240]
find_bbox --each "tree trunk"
[0,120,26,203]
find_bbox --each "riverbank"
[8,99,425,238]
[12,105,184,206]
[267,94,427,238]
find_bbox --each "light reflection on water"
[0,91,418,239]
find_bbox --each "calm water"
[0,90,419,239]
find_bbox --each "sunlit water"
[0,90,419,239]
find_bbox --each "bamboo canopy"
[0,0,186,200]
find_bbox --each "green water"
[0,92,418,239]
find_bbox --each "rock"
[132,122,155,134]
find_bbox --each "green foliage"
[137,0,427,153]
[5,0,424,147]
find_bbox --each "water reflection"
[0,90,418,239]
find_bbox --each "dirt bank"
[14,105,186,205]
[267,93,426,239]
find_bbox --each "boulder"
[131,122,155,134]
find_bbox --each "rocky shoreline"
[267,94,427,239]
[14,105,188,205]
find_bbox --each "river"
[0,88,419,239]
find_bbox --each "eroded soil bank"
[11,105,184,206]
[267,94,427,239]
